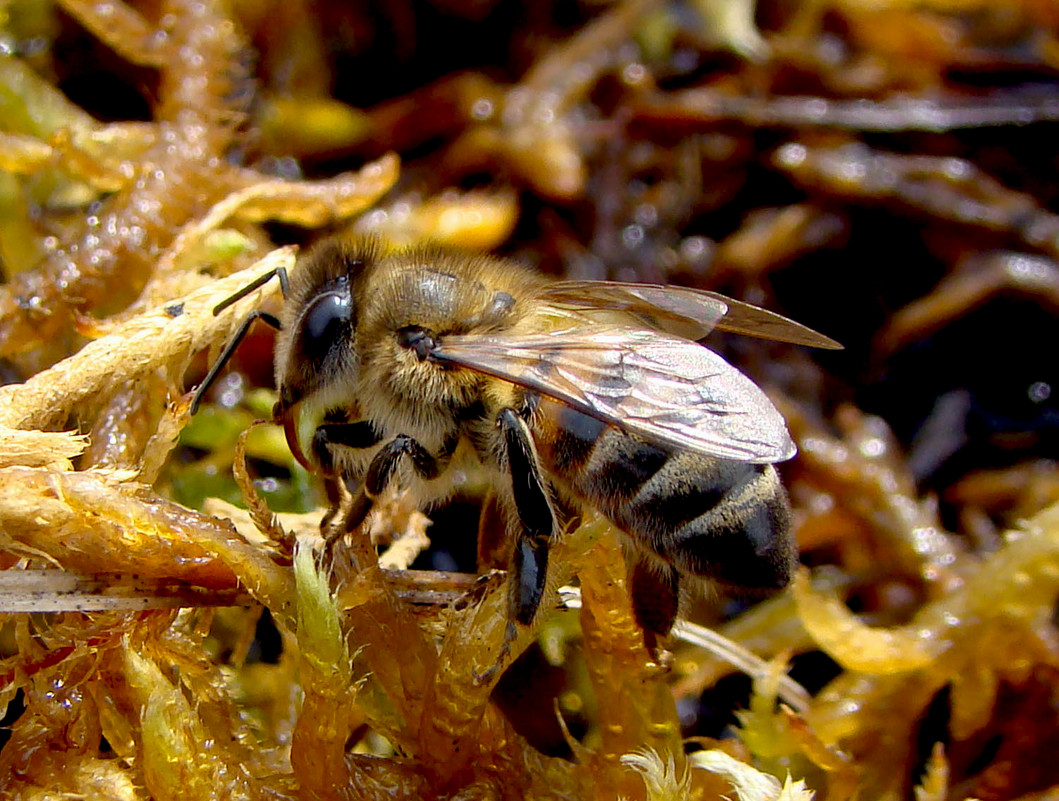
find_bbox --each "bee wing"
[432,327,795,462]
[542,281,842,349]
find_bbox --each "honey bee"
[192,239,839,640]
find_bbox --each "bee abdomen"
[637,457,793,590]
[538,403,794,591]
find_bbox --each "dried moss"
[1,0,1058,799]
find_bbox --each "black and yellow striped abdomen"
[533,398,794,593]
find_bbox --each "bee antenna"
[211,266,290,316]
[190,310,282,414]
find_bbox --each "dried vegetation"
[0,0,1058,799]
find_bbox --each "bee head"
[273,240,368,415]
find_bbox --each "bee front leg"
[497,409,557,627]
[337,434,447,538]
[312,420,383,470]
[310,420,383,531]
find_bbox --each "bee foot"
[471,624,516,687]
[645,647,674,675]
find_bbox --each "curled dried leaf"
[0,427,87,469]
[0,247,296,432]
[354,189,519,251]
[791,570,938,674]
[233,422,289,547]
[0,466,293,614]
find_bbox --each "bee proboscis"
[192,239,840,641]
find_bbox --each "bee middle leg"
[497,408,557,627]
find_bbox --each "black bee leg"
[497,408,557,628]
[311,420,383,531]
[629,559,680,661]
[334,434,447,539]
[311,421,383,472]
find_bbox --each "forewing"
[543,280,841,349]
[432,327,795,462]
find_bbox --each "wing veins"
[433,327,795,462]
[542,280,841,349]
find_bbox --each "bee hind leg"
[629,559,680,665]
[498,409,558,628]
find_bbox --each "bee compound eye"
[301,292,351,361]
